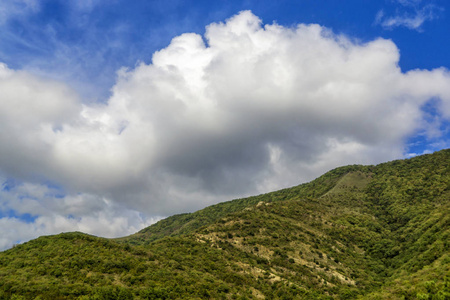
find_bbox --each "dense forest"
[0,149,449,299]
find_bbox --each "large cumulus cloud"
[1,11,450,249]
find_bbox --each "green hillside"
[0,149,449,299]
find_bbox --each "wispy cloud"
[375,0,443,31]
[0,0,39,25]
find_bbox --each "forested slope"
[0,149,448,299]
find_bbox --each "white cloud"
[0,63,81,181]
[1,11,450,250]
[376,1,443,31]
[0,180,159,250]
[0,0,39,25]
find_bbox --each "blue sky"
[0,0,449,250]
[2,1,449,99]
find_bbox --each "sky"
[0,0,449,250]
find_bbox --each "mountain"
[0,149,449,299]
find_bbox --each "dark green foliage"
[0,149,449,299]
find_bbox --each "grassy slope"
[0,150,448,299]
[123,164,366,245]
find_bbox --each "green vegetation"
[0,149,449,299]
